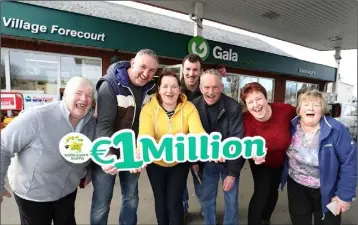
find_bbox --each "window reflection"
[9,51,57,94]
[285,81,297,106]
[258,78,274,102]
[224,73,275,103]
[61,56,102,88]
[1,49,5,90]
[285,80,319,106]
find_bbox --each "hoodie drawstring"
[155,106,159,135]
[181,108,183,133]
[154,104,184,134]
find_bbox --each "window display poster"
[23,94,58,109]
[1,94,17,110]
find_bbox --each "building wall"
[337,81,354,103]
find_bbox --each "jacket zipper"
[216,108,225,124]
[126,87,136,127]
[123,83,156,127]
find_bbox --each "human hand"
[253,156,265,165]
[83,175,92,187]
[331,196,351,215]
[0,188,12,203]
[223,176,235,192]
[191,164,199,173]
[129,164,147,174]
[102,165,118,175]
[215,157,226,163]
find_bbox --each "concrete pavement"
[1,163,357,224]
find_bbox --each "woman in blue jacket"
[281,90,357,225]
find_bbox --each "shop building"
[1,1,337,110]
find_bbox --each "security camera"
[189,13,203,24]
[189,13,197,20]
[334,53,342,61]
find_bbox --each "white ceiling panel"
[138,0,357,51]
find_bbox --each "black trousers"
[287,176,341,225]
[14,190,77,225]
[146,162,189,225]
[248,160,282,225]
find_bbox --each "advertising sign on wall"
[1,93,17,110]
[1,1,337,81]
[23,94,58,109]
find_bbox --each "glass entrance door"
[163,64,182,79]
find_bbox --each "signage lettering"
[213,46,238,62]
[189,36,240,63]
[298,68,316,76]
[2,17,105,41]
[0,94,17,110]
[90,129,267,171]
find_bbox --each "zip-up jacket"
[138,94,206,167]
[1,101,96,201]
[96,61,156,157]
[192,94,245,177]
[281,115,357,214]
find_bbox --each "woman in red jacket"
[240,82,297,225]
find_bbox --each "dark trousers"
[287,176,341,225]
[248,160,282,225]
[14,190,77,225]
[146,162,189,225]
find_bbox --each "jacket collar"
[59,100,93,130]
[99,61,156,94]
[199,94,226,116]
[291,115,332,142]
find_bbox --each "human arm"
[96,81,119,157]
[137,106,155,154]
[1,109,39,199]
[94,81,120,174]
[285,103,297,119]
[226,103,246,177]
[188,106,206,134]
[130,105,155,173]
[333,123,357,206]
[80,162,93,188]
[187,105,206,172]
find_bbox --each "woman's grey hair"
[201,69,223,84]
[135,49,159,63]
[296,89,328,115]
[64,76,94,97]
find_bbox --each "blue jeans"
[183,168,202,212]
[200,162,239,225]
[90,164,139,225]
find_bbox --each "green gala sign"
[188,36,210,60]
[2,1,336,81]
[188,36,239,63]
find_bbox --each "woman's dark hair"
[156,69,182,105]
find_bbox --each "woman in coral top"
[134,69,206,225]
[240,82,297,225]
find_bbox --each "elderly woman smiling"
[281,90,357,225]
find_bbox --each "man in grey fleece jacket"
[0,77,96,225]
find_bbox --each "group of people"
[0,48,357,225]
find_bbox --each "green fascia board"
[1,1,337,81]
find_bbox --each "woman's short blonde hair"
[296,90,328,115]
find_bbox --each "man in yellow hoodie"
[133,68,206,225]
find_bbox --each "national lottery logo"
[59,133,92,164]
[188,36,210,60]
